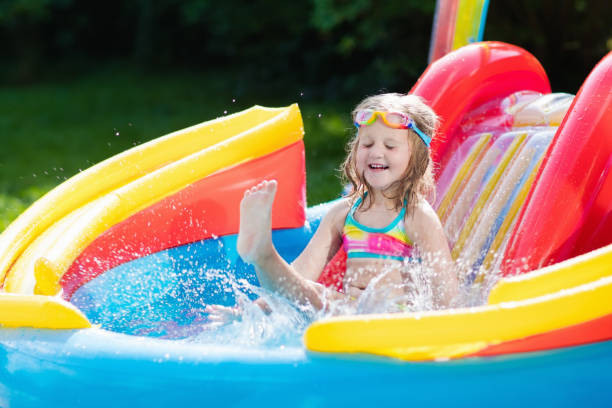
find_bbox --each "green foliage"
[0,0,52,24]
[2,0,611,228]
[0,186,49,231]
[310,0,372,33]
[0,65,351,231]
[1,0,610,93]
[0,0,435,95]
[301,104,354,204]
[306,0,435,94]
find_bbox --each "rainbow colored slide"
[429,0,489,62]
[1,42,611,406]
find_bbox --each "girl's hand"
[204,304,242,326]
[204,298,272,327]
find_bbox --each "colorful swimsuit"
[342,196,415,261]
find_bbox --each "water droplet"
[232,98,236,103]
[223,110,228,115]
[115,132,120,136]
[318,113,322,118]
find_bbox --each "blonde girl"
[209,93,458,321]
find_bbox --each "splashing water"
[190,288,312,348]
[186,254,503,347]
[75,241,503,349]
[177,267,311,347]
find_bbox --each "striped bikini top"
[342,195,414,261]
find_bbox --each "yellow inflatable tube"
[489,243,612,304]
[3,105,303,295]
[304,274,612,361]
[0,106,297,285]
[0,293,90,329]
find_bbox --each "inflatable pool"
[1,42,611,407]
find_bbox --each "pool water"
[70,228,500,347]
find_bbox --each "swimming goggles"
[354,109,431,147]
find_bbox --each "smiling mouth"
[368,164,388,170]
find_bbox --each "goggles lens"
[354,109,431,147]
[354,109,375,124]
[355,110,408,128]
[383,112,408,126]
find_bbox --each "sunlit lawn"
[0,64,354,231]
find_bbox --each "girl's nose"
[370,144,385,157]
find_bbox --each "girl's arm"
[410,200,459,308]
[247,198,348,311]
[291,199,349,281]
[207,195,348,323]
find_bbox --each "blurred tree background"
[0,0,611,229]
[2,0,610,92]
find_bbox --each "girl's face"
[355,120,412,193]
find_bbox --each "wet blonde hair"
[341,93,438,212]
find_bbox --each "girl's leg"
[237,180,325,311]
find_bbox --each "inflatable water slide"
[0,42,611,406]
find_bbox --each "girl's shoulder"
[404,197,450,256]
[322,198,352,229]
[327,197,352,218]
[405,196,441,230]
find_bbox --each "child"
[208,93,458,323]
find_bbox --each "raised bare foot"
[237,179,277,264]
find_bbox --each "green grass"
[0,64,354,231]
